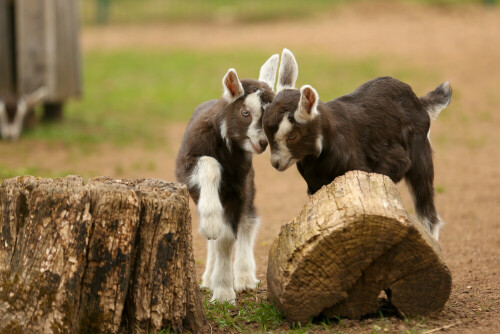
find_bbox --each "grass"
[0,164,71,182]
[81,0,345,25]
[22,49,437,149]
[202,286,285,332]
[201,287,436,333]
[81,0,487,25]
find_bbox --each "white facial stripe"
[275,114,293,143]
[244,91,267,154]
[244,91,262,118]
[271,115,295,170]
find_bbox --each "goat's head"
[219,54,279,154]
[0,87,48,141]
[263,49,323,171]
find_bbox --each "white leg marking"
[432,215,444,241]
[188,156,224,240]
[234,215,260,292]
[210,223,236,304]
[406,179,440,239]
[201,240,215,289]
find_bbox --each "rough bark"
[0,175,207,334]
[267,171,452,324]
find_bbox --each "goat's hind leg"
[234,214,260,292]
[405,137,443,240]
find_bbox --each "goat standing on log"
[263,49,451,240]
[176,55,279,303]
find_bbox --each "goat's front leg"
[234,215,260,292]
[189,156,225,240]
[201,240,215,289]
[211,223,236,304]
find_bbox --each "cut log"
[267,171,452,324]
[0,176,207,333]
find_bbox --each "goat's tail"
[420,81,452,122]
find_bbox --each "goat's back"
[327,77,430,135]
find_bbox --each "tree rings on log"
[0,176,207,333]
[267,171,452,324]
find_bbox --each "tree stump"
[267,171,452,324]
[0,175,207,333]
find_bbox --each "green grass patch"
[81,0,486,25]
[0,164,72,183]
[23,49,437,149]
[200,287,434,333]
[435,185,446,194]
[202,286,285,332]
[82,0,345,25]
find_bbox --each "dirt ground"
[2,2,500,333]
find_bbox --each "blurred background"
[1,1,500,331]
[1,0,498,181]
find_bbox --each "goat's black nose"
[259,140,268,151]
[272,162,280,170]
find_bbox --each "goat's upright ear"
[277,48,298,92]
[295,85,319,123]
[258,54,279,91]
[222,68,244,103]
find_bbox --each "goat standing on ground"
[0,87,48,141]
[176,55,279,303]
[263,49,451,240]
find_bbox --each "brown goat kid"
[263,49,452,240]
[176,55,279,303]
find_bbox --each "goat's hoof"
[200,278,212,290]
[234,275,260,292]
[211,287,236,304]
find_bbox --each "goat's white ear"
[222,68,244,102]
[295,85,319,124]
[258,54,279,91]
[277,48,298,92]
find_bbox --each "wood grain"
[0,176,207,333]
[267,171,452,323]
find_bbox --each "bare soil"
[2,2,499,333]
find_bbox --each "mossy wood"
[0,176,207,333]
[267,171,452,323]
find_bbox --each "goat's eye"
[241,109,250,117]
[287,133,296,141]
